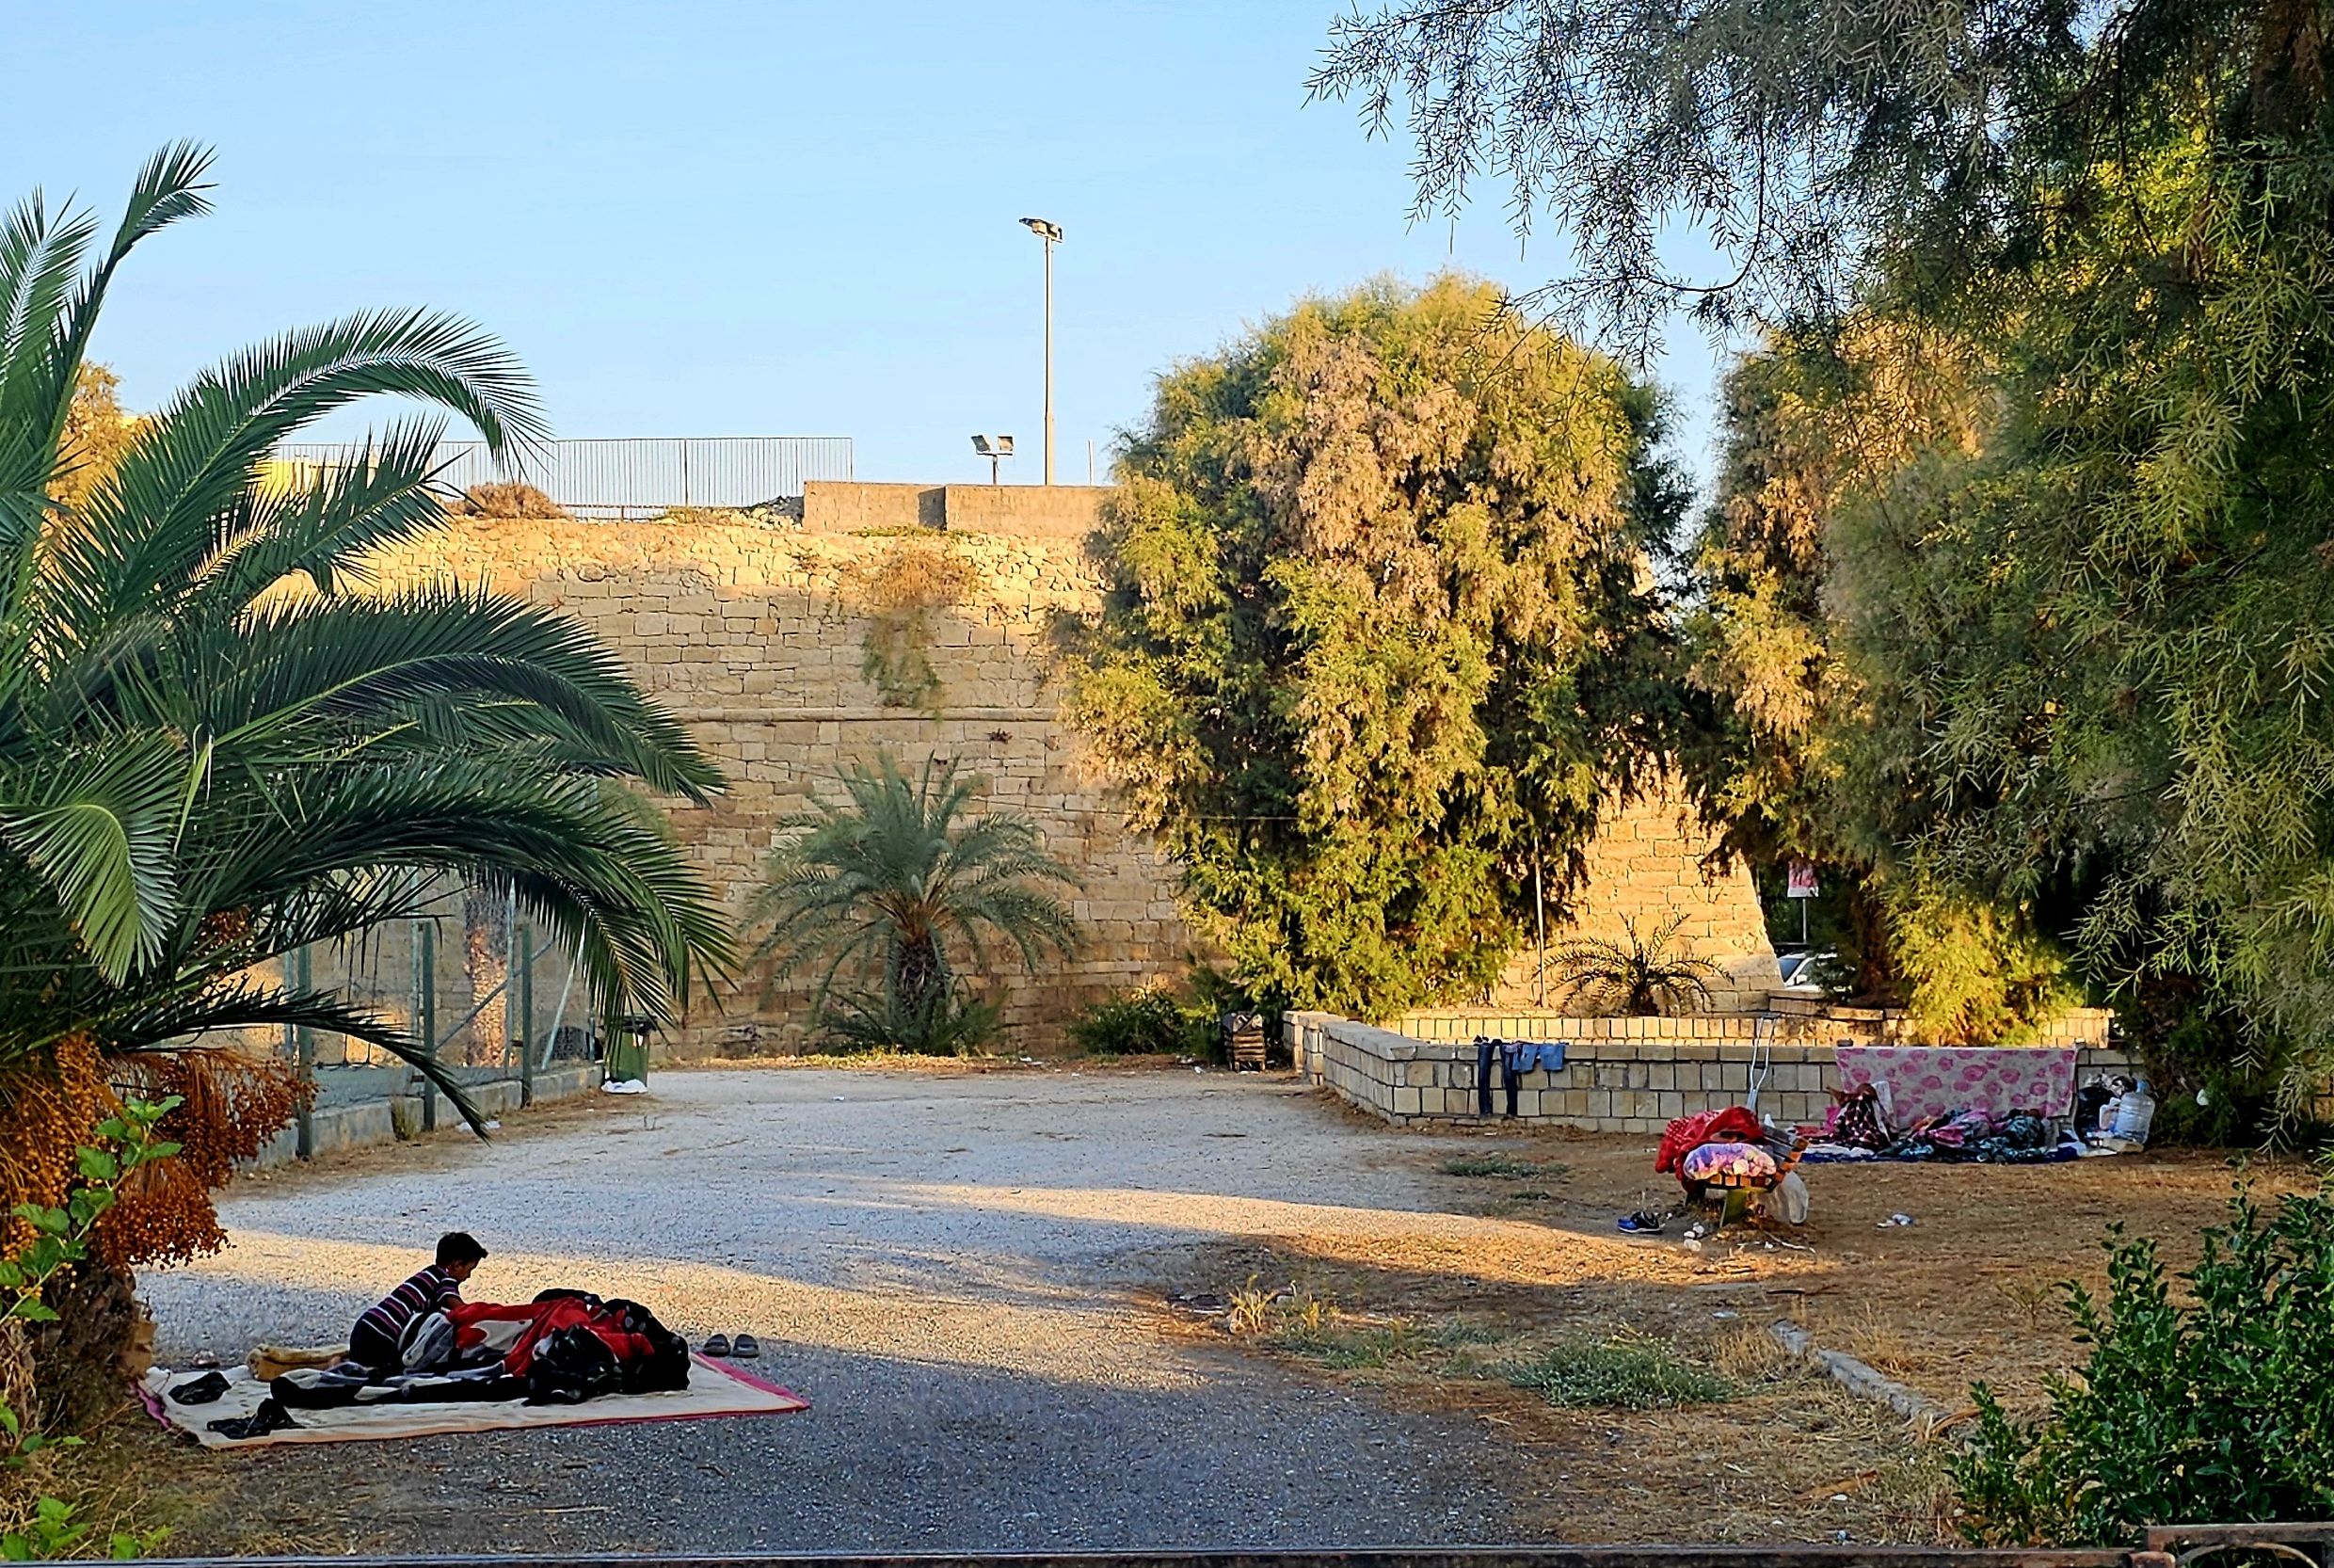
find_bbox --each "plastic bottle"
[2096,1075,2134,1136]
[2110,1079,2157,1144]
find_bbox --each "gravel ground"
[139,1065,1556,1553]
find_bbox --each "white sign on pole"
[1786,858,1819,900]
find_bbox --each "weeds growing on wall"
[1952,1184,2334,1545]
[839,538,984,711]
[454,482,566,519]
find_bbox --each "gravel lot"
[140,1065,1555,1553]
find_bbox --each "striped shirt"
[356,1263,463,1347]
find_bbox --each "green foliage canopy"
[1320,0,2334,1089]
[1057,277,1687,1016]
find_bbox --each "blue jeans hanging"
[1474,1037,1520,1116]
[1476,1037,1569,1116]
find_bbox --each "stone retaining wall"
[1286,1010,2138,1132]
[1395,1002,2116,1049]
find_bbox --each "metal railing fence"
[278,886,604,1154]
[274,435,854,517]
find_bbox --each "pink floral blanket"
[1831,1046,2077,1126]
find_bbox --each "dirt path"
[126,1063,2305,1552]
[135,1065,1553,1553]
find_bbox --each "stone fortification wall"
[354,492,1182,1053]
[1487,787,1783,1014]
[330,482,1777,1055]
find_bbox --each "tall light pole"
[1019,217,1062,486]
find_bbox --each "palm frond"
[102,978,486,1133]
[187,417,451,605]
[195,586,720,802]
[40,309,541,651]
[40,142,212,450]
[0,732,186,981]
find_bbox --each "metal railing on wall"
[278,887,601,1154]
[274,435,854,517]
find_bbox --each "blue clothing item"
[1472,1037,1570,1115]
[1475,1037,1504,1117]
[1503,1040,1568,1074]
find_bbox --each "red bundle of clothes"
[448,1293,679,1384]
[1655,1107,1765,1180]
[272,1290,690,1412]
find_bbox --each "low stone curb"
[1768,1320,1973,1442]
[248,1063,601,1169]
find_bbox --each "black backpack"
[522,1297,691,1404]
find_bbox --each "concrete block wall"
[1395,1003,2116,1050]
[799,480,1110,539]
[248,1064,599,1170]
[1286,1010,2139,1132]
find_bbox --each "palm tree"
[0,148,733,1280]
[1546,914,1725,1016]
[750,753,1081,1054]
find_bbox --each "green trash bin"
[606,1016,654,1085]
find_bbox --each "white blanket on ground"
[142,1353,807,1449]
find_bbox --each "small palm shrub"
[1953,1185,2334,1545]
[751,754,1081,1054]
[1546,914,1724,1015]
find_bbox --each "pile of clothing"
[1805,1084,2076,1163]
[270,1290,690,1413]
[1655,1107,1811,1223]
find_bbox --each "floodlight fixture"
[1019,218,1063,483]
[971,433,1016,486]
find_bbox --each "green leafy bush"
[1070,983,1214,1058]
[1953,1186,2334,1545]
[1503,1338,1732,1409]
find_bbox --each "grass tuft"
[1503,1338,1734,1409]
[1270,1321,1421,1369]
[1440,1153,1567,1179]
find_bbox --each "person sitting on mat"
[348,1231,487,1375]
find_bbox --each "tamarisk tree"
[1057,277,1688,1016]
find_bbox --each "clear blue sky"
[7,2,1731,491]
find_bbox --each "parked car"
[1774,948,1842,996]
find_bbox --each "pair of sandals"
[699,1332,760,1359]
